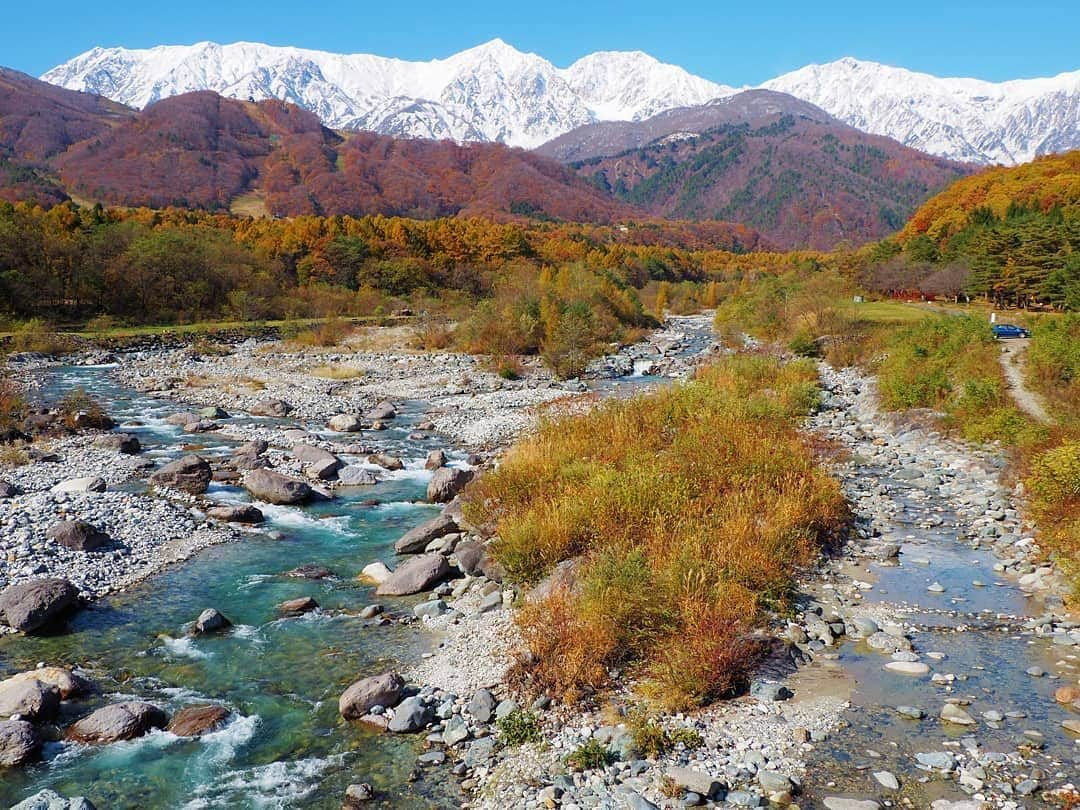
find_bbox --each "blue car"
[991,323,1030,339]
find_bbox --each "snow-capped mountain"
[41,39,734,149]
[42,43,1080,164]
[764,57,1080,165]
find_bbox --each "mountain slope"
[40,89,637,222]
[764,57,1080,165]
[537,90,832,162]
[0,66,133,204]
[41,40,734,149]
[560,92,973,249]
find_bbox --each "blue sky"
[7,0,1079,84]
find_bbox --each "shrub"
[310,364,366,380]
[288,318,352,347]
[465,354,848,708]
[8,319,74,356]
[496,710,542,746]
[84,314,117,333]
[0,377,28,437]
[413,319,455,351]
[565,738,613,772]
[57,388,111,430]
[788,331,820,358]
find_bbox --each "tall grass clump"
[8,319,75,356]
[464,354,848,709]
[1027,314,1079,429]
[876,315,1043,444]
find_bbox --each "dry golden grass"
[310,364,367,380]
[465,354,849,709]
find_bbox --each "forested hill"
[861,151,1080,309]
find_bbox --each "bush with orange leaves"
[465,354,849,709]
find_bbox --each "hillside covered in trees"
[860,151,1080,309]
[550,92,971,250]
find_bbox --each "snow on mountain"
[763,57,1080,165]
[41,39,734,149]
[41,44,1080,164]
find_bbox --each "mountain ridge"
[41,41,1080,164]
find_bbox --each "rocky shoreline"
[2,317,1076,809]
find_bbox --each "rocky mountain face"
[41,40,733,149]
[557,91,974,249]
[764,57,1080,165]
[43,43,1080,165]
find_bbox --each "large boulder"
[328,414,363,432]
[0,480,18,498]
[46,520,110,552]
[3,668,92,700]
[191,608,231,635]
[308,458,342,481]
[375,554,450,596]
[338,466,377,486]
[50,477,106,495]
[387,696,431,733]
[244,469,312,505]
[394,512,458,554]
[149,454,212,494]
[292,443,339,466]
[66,701,168,744]
[165,412,200,427]
[0,578,81,633]
[365,401,397,421]
[278,596,319,615]
[0,719,40,766]
[368,453,404,471]
[10,789,96,810]
[358,562,393,585]
[206,503,264,524]
[250,398,292,417]
[426,467,474,503]
[339,672,405,720]
[0,678,60,723]
[232,440,270,471]
[167,704,231,737]
[93,433,141,454]
[452,542,485,576]
[424,450,446,470]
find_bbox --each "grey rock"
[442,714,470,746]
[375,554,450,596]
[250,398,292,417]
[665,766,724,799]
[395,512,458,554]
[94,433,141,454]
[308,457,342,480]
[365,401,396,421]
[368,453,404,471]
[244,469,312,505]
[342,783,374,806]
[757,770,793,793]
[66,701,168,743]
[413,599,447,618]
[46,520,110,552]
[206,503,264,523]
[494,699,519,720]
[150,454,212,494]
[426,467,474,503]
[0,578,81,633]
[822,801,880,810]
[463,736,496,767]
[750,681,792,702]
[872,771,899,790]
[10,790,96,810]
[192,608,231,635]
[0,678,60,723]
[425,449,446,470]
[469,688,496,723]
[725,790,762,806]
[338,466,377,486]
[387,696,431,733]
[328,413,363,432]
[50,476,106,494]
[339,672,405,720]
[915,751,956,771]
[0,718,40,766]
